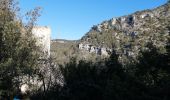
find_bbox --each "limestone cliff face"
[79,2,170,62]
[32,26,51,56]
[88,3,170,34]
[51,2,170,64]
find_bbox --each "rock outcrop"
[51,2,170,65]
[78,43,111,56]
[79,2,170,62]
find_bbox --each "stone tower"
[32,26,51,56]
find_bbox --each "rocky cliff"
[79,2,170,63]
[51,2,170,65]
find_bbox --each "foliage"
[32,42,170,100]
[0,0,41,99]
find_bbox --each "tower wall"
[32,26,51,56]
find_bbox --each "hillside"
[51,2,170,65]
[51,39,78,65]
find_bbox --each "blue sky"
[20,0,167,40]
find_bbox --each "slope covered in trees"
[51,2,170,65]
[33,41,170,100]
[0,0,170,100]
[47,1,170,100]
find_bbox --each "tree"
[0,0,41,98]
[134,42,170,99]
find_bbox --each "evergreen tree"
[0,0,41,98]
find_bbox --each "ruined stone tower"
[32,26,51,56]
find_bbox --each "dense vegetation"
[0,0,42,99]
[32,41,170,100]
